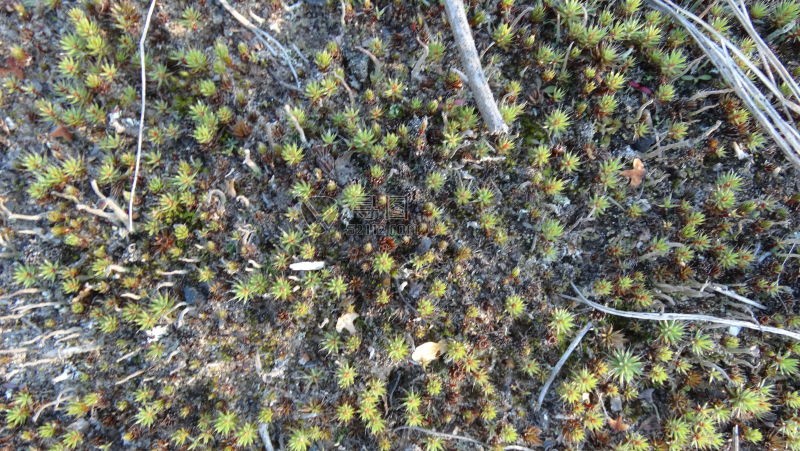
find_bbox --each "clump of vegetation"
[0,0,798,450]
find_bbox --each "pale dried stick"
[727,0,800,108]
[0,200,46,221]
[284,104,307,143]
[443,0,509,134]
[709,285,767,310]
[565,282,800,342]
[92,180,129,225]
[646,120,721,157]
[128,0,157,233]
[217,0,300,87]
[687,88,734,102]
[395,426,486,448]
[535,321,594,410]
[0,288,40,301]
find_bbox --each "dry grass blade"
[650,0,800,170]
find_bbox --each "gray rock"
[183,285,205,305]
[345,49,369,89]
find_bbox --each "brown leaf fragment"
[608,415,630,432]
[620,158,646,187]
[50,125,73,142]
[0,57,24,79]
[523,426,543,446]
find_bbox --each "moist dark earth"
[1,0,800,450]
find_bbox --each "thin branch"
[128,0,157,233]
[727,0,800,108]
[646,120,721,157]
[443,0,509,134]
[33,390,75,423]
[686,88,734,103]
[565,282,800,342]
[395,426,486,448]
[259,423,275,451]
[217,0,300,87]
[0,200,46,221]
[332,72,355,105]
[709,285,767,310]
[42,344,99,359]
[115,367,149,385]
[92,180,129,226]
[411,35,429,81]
[0,288,40,301]
[535,321,594,410]
[354,46,382,70]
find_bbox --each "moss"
[1,0,800,449]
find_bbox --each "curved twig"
[564,282,800,342]
[535,321,594,410]
[128,0,157,233]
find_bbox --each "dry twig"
[443,0,509,134]
[217,0,300,87]
[535,321,594,410]
[284,104,307,143]
[565,282,800,342]
[128,0,157,233]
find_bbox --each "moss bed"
[1,0,800,450]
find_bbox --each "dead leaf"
[523,426,543,446]
[620,158,646,187]
[335,312,359,334]
[411,340,448,366]
[0,57,24,80]
[50,125,73,142]
[608,415,630,432]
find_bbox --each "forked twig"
[217,0,300,87]
[565,282,800,342]
[535,321,594,410]
[646,120,721,157]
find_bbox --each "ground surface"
[1,0,800,450]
